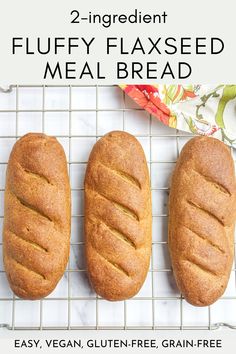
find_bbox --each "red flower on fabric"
[123,85,171,126]
[182,89,196,100]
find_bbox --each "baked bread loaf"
[3,133,71,300]
[169,136,236,306]
[85,131,152,300]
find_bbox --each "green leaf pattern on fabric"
[166,85,236,148]
[215,85,236,129]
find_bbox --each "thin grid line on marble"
[0,85,235,330]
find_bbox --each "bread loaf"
[85,131,152,300]
[169,136,236,306]
[3,133,71,300]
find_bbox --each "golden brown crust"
[3,133,71,300]
[84,131,152,300]
[169,136,236,306]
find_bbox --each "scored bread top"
[3,133,71,299]
[85,131,152,300]
[169,136,236,306]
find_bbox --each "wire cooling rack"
[0,85,235,331]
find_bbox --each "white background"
[0,0,236,85]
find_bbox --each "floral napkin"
[120,85,236,148]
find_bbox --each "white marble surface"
[0,86,235,329]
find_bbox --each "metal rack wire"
[0,85,235,331]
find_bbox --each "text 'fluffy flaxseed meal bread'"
[3,133,71,300]
[168,136,236,306]
[84,131,152,301]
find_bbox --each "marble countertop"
[0,86,235,330]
